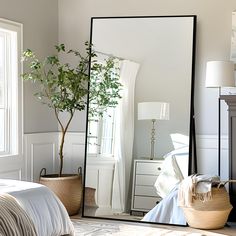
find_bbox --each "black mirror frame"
[82,15,197,227]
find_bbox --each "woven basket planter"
[182,186,232,230]
[39,168,82,216]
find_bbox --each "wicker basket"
[182,183,233,230]
[84,187,98,216]
[39,167,82,216]
[84,187,97,207]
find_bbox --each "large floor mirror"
[82,15,196,226]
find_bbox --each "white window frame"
[87,56,120,158]
[0,18,23,158]
[87,107,117,158]
[99,107,116,156]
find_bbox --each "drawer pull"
[157,167,161,171]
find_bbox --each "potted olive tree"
[22,43,122,215]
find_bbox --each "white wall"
[58,0,236,178]
[85,157,115,215]
[24,132,85,181]
[58,0,236,136]
[0,0,234,179]
[91,17,193,158]
[0,0,59,133]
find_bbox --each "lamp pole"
[218,87,221,177]
[150,119,156,160]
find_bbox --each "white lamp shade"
[205,61,235,88]
[138,102,170,120]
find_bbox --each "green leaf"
[21,42,122,174]
[55,44,65,52]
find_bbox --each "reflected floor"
[98,213,143,221]
[83,206,143,221]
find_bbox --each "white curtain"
[112,60,140,212]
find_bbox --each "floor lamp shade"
[205,61,235,88]
[138,102,170,121]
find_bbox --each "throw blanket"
[0,193,37,236]
[178,174,220,207]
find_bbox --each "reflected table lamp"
[138,102,170,160]
[205,60,235,176]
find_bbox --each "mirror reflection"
[83,16,196,225]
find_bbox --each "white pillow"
[163,147,189,178]
[175,154,189,178]
[154,155,183,199]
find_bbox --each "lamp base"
[141,157,156,160]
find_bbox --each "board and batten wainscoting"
[24,132,116,215]
[85,157,115,216]
[0,133,228,207]
[197,135,228,180]
[0,168,23,180]
[23,132,85,182]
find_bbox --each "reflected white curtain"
[112,60,140,212]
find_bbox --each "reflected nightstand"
[131,159,163,215]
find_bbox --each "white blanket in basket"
[178,174,220,208]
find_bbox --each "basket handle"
[39,168,47,178]
[217,180,236,188]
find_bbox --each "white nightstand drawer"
[136,162,162,175]
[135,185,157,197]
[136,175,157,186]
[131,159,164,213]
[133,196,159,210]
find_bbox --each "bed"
[142,186,186,225]
[142,147,189,225]
[0,179,75,236]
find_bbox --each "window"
[87,55,121,158]
[0,19,22,156]
[87,107,116,157]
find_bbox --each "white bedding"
[142,186,186,225]
[143,146,189,225]
[0,179,75,236]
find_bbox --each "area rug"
[71,219,227,236]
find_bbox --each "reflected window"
[87,107,116,157]
[87,54,121,158]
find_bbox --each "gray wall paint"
[58,0,88,132]
[58,0,236,136]
[91,17,194,159]
[0,0,58,133]
[1,0,235,174]
[0,1,234,135]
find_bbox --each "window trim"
[0,18,23,158]
[87,107,117,158]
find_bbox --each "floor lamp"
[138,102,170,160]
[205,60,235,177]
